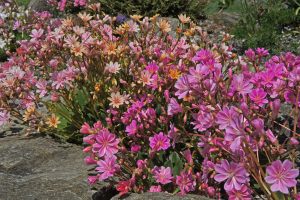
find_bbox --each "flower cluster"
[47,0,88,11]
[0,3,299,199]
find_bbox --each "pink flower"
[149,132,170,151]
[0,110,10,126]
[145,62,159,74]
[149,185,162,192]
[216,106,238,130]
[227,185,252,200]
[153,166,173,185]
[175,75,191,99]
[192,49,214,64]
[167,98,183,116]
[191,110,214,131]
[125,120,137,136]
[229,74,253,96]
[249,88,268,107]
[105,61,120,74]
[265,160,299,194]
[92,129,119,157]
[96,155,120,180]
[30,29,44,40]
[176,172,196,194]
[214,160,249,191]
[36,80,47,98]
[137,159,147,169]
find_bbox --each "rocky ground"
[0,133,97,200]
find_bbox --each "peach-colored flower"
[178,14,191,24]
[158,19,171,33]
[61,17,73,28]
[71,42,87,57]
[77,12,92,23]
[105,42,117,55]
[139,71,152,86]
[130,15,143,21]
[23,105,36,121]
[64,35,79,47]
[46,114,61,128]
[108,92,125,108]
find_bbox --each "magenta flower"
[229,74,253,96]
[192,49,214,64]
[92,129,119,157]
[176,172,196,194]
[245,48,255,61]
[96,155,120,180]
[125,120,137,136]
[227,185,252,200]
[249,88,268,107]
[265,160,299,194]
[153,166,173,184]
[256,48,269,57]
[191,110,214,132]
[167,98,183,116]
[149,132,170,151]
[214,160,249,191]
[216,106,238,130]
[175,75,191,99]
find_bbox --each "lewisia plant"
[0,4,299,199]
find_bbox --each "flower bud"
[290,137,299,145]
[266,129,277,144]
[83,146,92,153]
[271,99,281,119]
[131,145,141,153]
[240,102,249,116]
[84,156,97,165]
[207,187,216,197]
[252,118,264,135]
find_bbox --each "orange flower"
[46,114,61,128]
[169,69,181,80]
[105,42,117,55]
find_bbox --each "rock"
[111,192,213,200]
[208,12,240,29]
[0,134,99,200]
[28,0,52,12]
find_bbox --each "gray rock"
[28,0,51,12]
[0,135,97,200]
[111,192,212,200]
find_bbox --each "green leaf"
[166,152,183,176]
[74,87,89,109]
